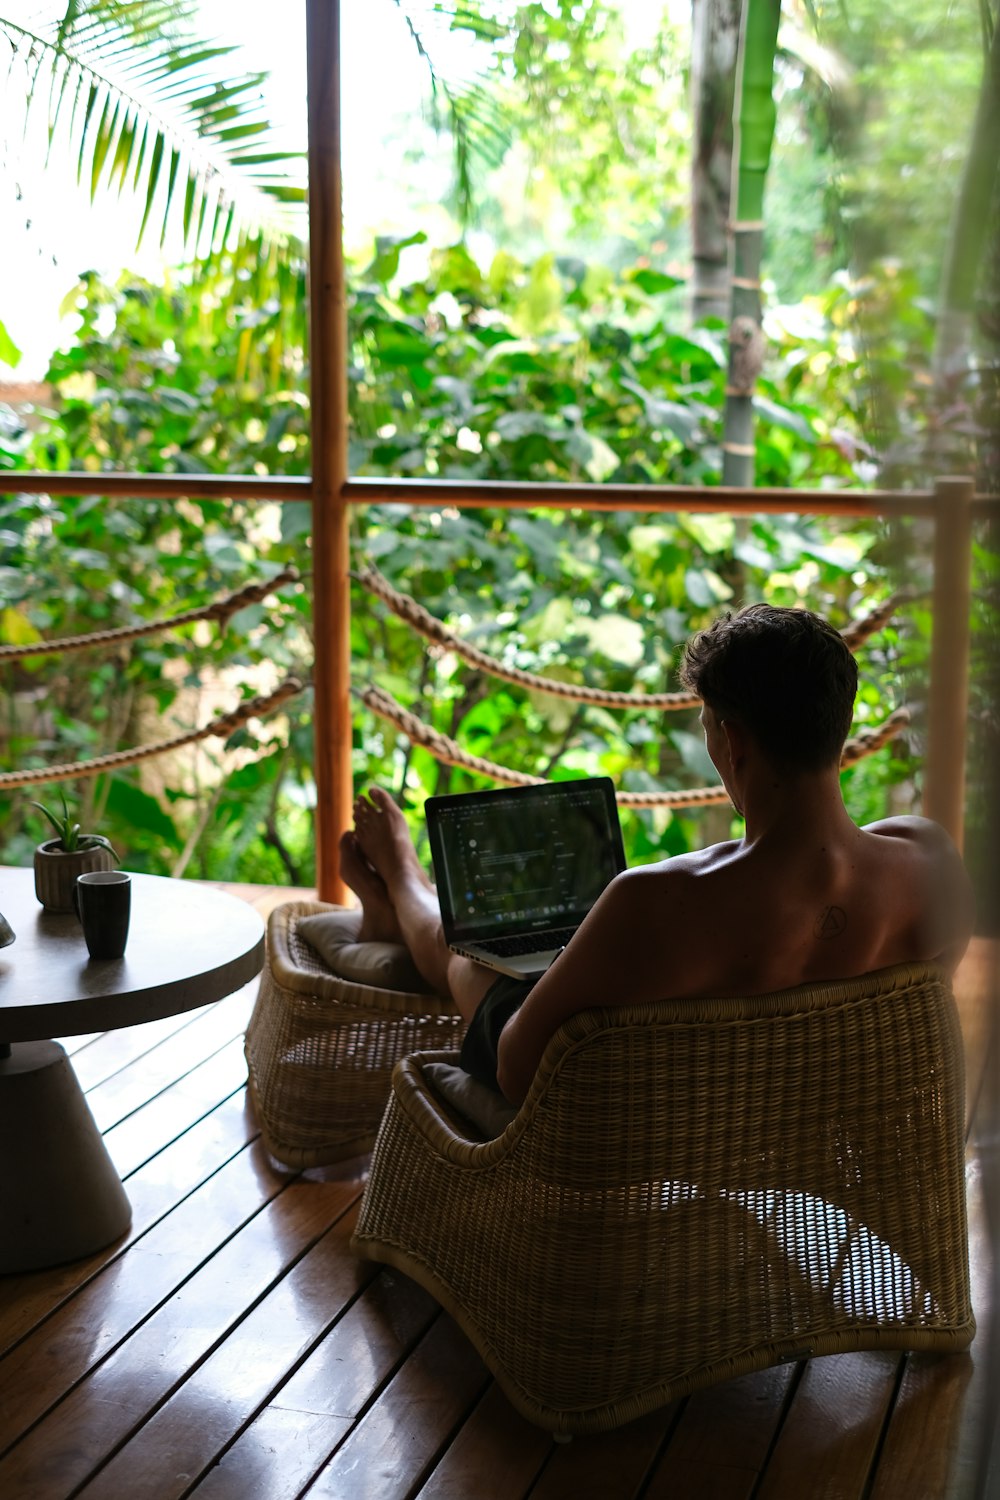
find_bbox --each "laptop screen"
[426,777,626,944]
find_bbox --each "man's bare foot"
[338,830,404,944]
[352,787,432,895]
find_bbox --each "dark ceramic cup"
[73,870,131,960]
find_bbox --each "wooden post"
[924,474,975,848]
[306,0,351,903]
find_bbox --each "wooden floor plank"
[57,1001,231,1093]
[526,1408,677,1500]
[59,1031,104,1056]
[301,1314,491,1499]
[0,1180,357,1498]
[414,1383,553,1500]
[189,1269,442,1500]
[0,1139,300,1448]
[102,1031,250,1179]
[644,1365,794,1498]
[83,989,254,1133]
[754,1352,900,1500]
[650,1460,762,1500]
[74,1205,374,1500]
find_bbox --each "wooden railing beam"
[343,477,933,518]
[7,471,997,521]
[306,0,351,904]
[924,475,975,848]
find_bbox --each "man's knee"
[447,954,495,1022]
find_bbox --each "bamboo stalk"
[924,475,975,847]
[721,0,781,487]
[306,0,351,904]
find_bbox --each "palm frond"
[390,0,511,222]
[2,0,306,258]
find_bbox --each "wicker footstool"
[244,901,465,1168]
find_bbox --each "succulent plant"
[30,792,119,861]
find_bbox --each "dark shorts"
[459,973,537,1092]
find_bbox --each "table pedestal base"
[0,1040,132,1273]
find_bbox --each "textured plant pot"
[33,840,117,913]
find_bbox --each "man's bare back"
[494,709,973,1103]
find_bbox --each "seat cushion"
[423,1060,518,1138]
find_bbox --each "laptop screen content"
[427,778,626,944]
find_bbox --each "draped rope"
[355,562,910,708]
[3,556,912,797]
[0,677,305,790]
[355,564,701,709]
[0,567,301,660]
[839,591,915,650]
[359,684,911,806]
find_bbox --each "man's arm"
[495,866,687,1104]
[866,815,976,971]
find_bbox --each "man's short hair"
[680,603,858,773]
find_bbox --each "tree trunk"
[931,15,1000,469]
[689,0,742,324]
[721,0,781,487]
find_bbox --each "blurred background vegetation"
[0,0,996,891]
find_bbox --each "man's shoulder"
[863,815,962,859]
[610,841,745,922]
[621,838,744,884]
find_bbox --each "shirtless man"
[343,603,974,1106]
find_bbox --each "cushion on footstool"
[296,907,427,993]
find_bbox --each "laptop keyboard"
[477,926,577,957]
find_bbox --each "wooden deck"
[1,882,996,1500]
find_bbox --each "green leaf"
[684,568,734,607]
[366,232,428,285]
[564,430,620,481]
[752,394,817,441]
[628,268,685,295]
[104,778,180,846]
[0,320,22,368]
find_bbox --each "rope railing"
[0,566,301,661]
[355,564,700,709]
[355,562,911,710]
[3,556,912,805]
[359,683,911,806]
[0,677,305,790]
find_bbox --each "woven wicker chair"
[244,901,464,1168]
[351,961,974,1435]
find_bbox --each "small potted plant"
[31,792,119,913]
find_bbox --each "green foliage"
[348,233,884,490]
[1,248,314,881]
[343,235,922,857]
[0,231,923,879]
[805,0,984,300]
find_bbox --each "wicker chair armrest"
[390,1051,529,1165]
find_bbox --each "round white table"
[0,868,266,1272]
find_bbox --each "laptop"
[425,776,626,979]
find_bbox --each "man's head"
[680,603,858,775]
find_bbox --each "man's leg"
[348,787,494,1023]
